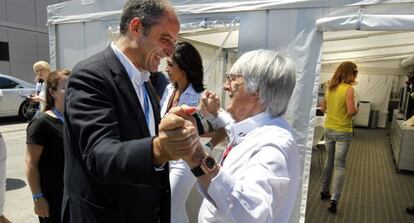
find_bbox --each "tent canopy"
[48,1,414,67]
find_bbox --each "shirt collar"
[111,42,150,86]
[228,112,272,145]
[181,83,198,96]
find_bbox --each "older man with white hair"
[181,49,300,223]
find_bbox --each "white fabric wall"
[355,74,401,128]
[355,75,398,112]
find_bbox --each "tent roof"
[171,0,414,14]
[47,0,414,67]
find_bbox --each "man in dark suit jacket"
[62,0,198,222]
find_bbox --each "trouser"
[169,159,196,223]
[321,128,352,202]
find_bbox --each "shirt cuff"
[154,162,166,171]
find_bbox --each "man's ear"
[129,17,141,35]
[252,91,260,99]
[48,89,55,99]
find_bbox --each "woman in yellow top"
[320,61,359,213]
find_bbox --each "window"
[0,42,9,61]
[0,77,20,89]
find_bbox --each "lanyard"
[220,137,236,166]
[52,108,64,123]
[143,85,150,126]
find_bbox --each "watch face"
[205,156,216,169]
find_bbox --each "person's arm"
[185,143,293,222]
[29,95,45,103]
[321,95,327,113]
[346,86,358,116]
[25,144,49,218]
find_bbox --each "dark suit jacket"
[62,46,170,223]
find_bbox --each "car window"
[0,77,22,89]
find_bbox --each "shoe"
[407,206,414,215]
[320,191,332,200]
[328,200,337,213]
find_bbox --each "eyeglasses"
[353,69,358,75]
[225,73,243,83]
[225,73,244,91]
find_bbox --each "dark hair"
[328,61,357,91]
[173,41,205,92]
[44,69,70,111]
[120,0,169,35]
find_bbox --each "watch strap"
[191,165,205,177]
[191,156,217,177]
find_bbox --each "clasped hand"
[153,105,199,164]
[199,90,220,117]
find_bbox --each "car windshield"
[0,74,35,89]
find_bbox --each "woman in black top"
[25,69,70,223]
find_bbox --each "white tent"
[47,1,414,222]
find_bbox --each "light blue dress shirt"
[111,42,155,136]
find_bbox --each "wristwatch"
[191,156,216,177]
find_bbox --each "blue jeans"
[321,128,352,202]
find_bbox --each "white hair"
[229,49,296,117]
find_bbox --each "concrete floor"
[1,119,38,222]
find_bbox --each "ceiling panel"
[322,30,414,66]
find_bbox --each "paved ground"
[1,118,37,222]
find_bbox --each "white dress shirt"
[38,83,46,111]
[160,83,200,117]
[198,112,300,223]
[111,42,155,136]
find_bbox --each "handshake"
[152,91,222,167]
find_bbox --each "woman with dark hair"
[25,69,70,223]
[320,61,359,213]
[160,41,208,223]
[160,41,205,116]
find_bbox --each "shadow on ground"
[6,178,26,191]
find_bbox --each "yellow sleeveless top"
[324,83,353,132]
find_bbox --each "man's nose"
[223,82,231,91]
[165,45,175,57]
